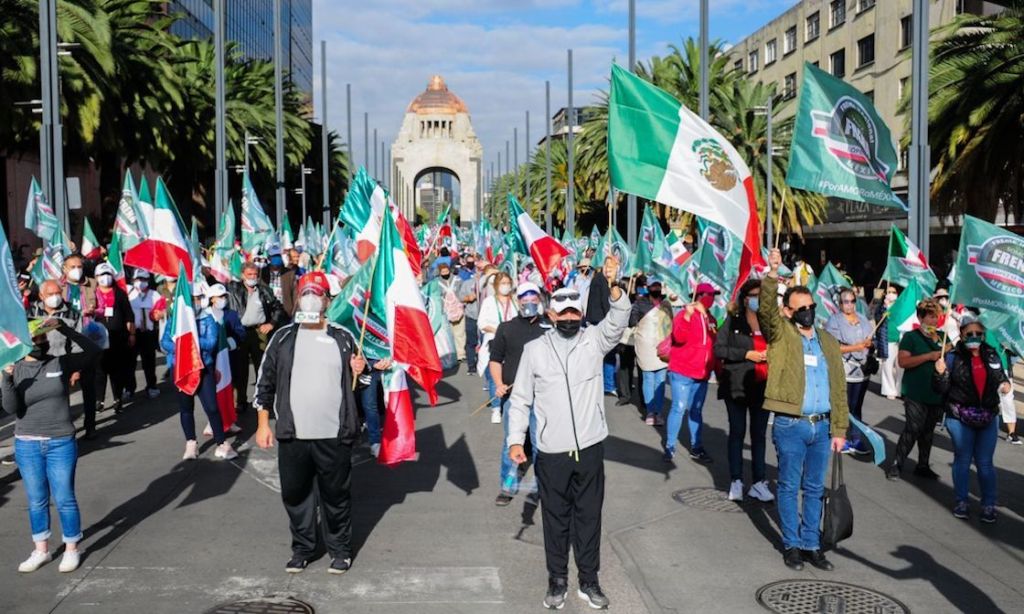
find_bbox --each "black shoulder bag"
[822,451,853,550]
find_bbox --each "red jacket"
[668,308,716,380]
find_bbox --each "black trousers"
[233,327,264,408]
[616,344,636,399]
[536,442,605,583]
[132,330,159,391]
[278,438,353,560]
[97,331,132,403]
[893,399,943,470]
[465,316,479,371]
[79,365,97,433]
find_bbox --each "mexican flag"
[241,171,275,255]
[81,218,101,260]
[326,256,390,361]
[880,225,937,294]
[380,368,417,465]
[388,197,422,277]
[608,64,764,281]
[115,171,148,251]
[633,205,667,273]
[786,62,904,209]
[124,177,193,280]
[340,167,387,262]
[664,231,689,266]
[169,262,202,395]
[950,215,1024,319]
[24,176,59,241]
[0,220,32,370]
[887,280,925,343]
[507,194,568,281]
[213,323,236,430]
[209,200,236,284]
[107,231,128,290]
[280,215,294,251]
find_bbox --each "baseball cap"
[94,262,115,277]
[577,257,592,268]
[695,282,720,296]
[297,271,330,296]
[550,288,582,314]
[204,283,228,299]
[959,310,983,330]
[516,282,541,298]
[133,269,151,280]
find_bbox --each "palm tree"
[915,1,1024,221]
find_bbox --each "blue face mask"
[747,297,760,312]
[637,287,649,296]
[270,255,283,267]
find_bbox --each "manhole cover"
[672,487,748,513]
[204,596,315,614]
[756,580,910,614]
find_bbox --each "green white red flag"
[340,167,387,262]
[213,322,235,430]
[169,262,202,395]
[124,178,193,279]
[507,194,567,281]
[115,171,148,251]
[107,230,128,290]
[381,368,416,465]
[880,224,937,294]
[241,171,275,255]
[24,176,59,241]
[81,218,101,260]
[887,280,925,343]
[664,231,689,266]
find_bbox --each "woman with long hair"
[477,271,518,424]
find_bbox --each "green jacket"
[757,275,849,436]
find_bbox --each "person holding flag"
[254,271,366,575]
[228,263,287,414]
[91,262,135,413]
[128,270,162,400]
[824,288,875,456]
[202,283,246,438]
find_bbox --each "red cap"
[297,271,330,296]
[695,282,721,296]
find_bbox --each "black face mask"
[649,290,663,300]
[791,308,816,329]
[29,342,50,359]
[440,272,451,280]
[555,319,582,338]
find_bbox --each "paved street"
[2,363,1024,614]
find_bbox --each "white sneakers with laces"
[214,442,238,460]
[59,549,80,573]
[18,550,51,573]
[370,443,381,458]
[182,440,199,460]
[728,480,744,501]
[490,409,502,424]
[748,480,775,502]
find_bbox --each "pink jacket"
[667,308,716,380]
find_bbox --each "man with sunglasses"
[760,249,849,572]
[507,257,628,610]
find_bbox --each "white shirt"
[128,287,158,331]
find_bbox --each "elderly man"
[508,257,628,610]
[61,254,94,315]
[229,262,287,413]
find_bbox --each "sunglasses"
[840,299,856,304]
[552,291,580,302]
[963,332,984,340]
[794,304,817,314]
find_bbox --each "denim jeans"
[500,399,538,493]
[178,369,224,444]
[725,398,769,483]
[846,380,870,446]
[484,369,500,409]
[602,353,617,394]
[665,372,708,452]
[360,370,383,445]
[15,436,82,543]
[772,415,831,550]
[642,369,667,417]
[945,416,998,507]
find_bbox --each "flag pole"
[354,220,389,373]
[774,189,787,249]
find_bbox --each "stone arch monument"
[392,75,483,224]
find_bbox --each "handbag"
[822,451,853,550]
[656,334,672,362]
[862,349,879,376]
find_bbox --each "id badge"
[804,354,818,367]
[104,307,114,317]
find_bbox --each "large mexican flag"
[880,224,937,294]
[124,177,192,280]
[507,194,568,281]
[340,166,388,262]
[168,263,202,395]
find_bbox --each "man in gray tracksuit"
[507,258,628,611]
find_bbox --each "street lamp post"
[39,0,68,230]
[320,40,330,226]
[273,0,285,227]
[244,132,260,177]
[627,0,636,249]
[699,0,709,121]
[214,0,226,223]
[754,97,775,246]
[300,165,314,224]
[566,48,575,237]
[346,83,353,180]
[525,111,531,206]
[909,0,931,255]
[545,81,552,235]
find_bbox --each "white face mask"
[66,267,83,283]
[298,294,324,314]
[97,274,113,287]
[44,294,63,309]
[134,281,148,292]
[244,278,258,288]
[211,297,227,310]
[498,284,513,296]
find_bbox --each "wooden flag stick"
[471,393,503,416]
[775,190,787,249]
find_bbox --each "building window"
[812,60,820,68]
[734,59,744,72]
[898,147,909,172]
[900,15,913,49]
[830,49,846,78]
[864,90,874,103]
[784,27,797,55]
[858,0,875,12]
[830,0,846,29]
[857,34,875,67]
[749,50,759,73]
[784,73,797,99]
[898,77,909,101]
[765,39,777,65]
[806,11,820,41]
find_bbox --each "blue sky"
[312,0,799,185]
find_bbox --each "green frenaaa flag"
[326,255,390,361]
[786,62,904,209]
[241,172,274,254]
[215,199,237,253]
[812,262,850,324]
[887,280,925,343]
[980,311,1024,360]
[633,205,667,273]
[880,224,937,294]
[698,219,741,285]
[592,227,633,274]
[0,220,32,369]
[951,215,1024,319]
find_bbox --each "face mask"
[649,289,663,300]
[791,307,816,329]
[211,297,227,310]
[440,271,451,280]
[298,294,324,314]
[466,261,475,269]
[746,297,760,312]
[922,324,938,335]
[499,284,513,296]
[885,293,897,305]
[135,281,148,292]
[520,301,541,318]
[555,319,582,338]
[699,295,715,310]
[244,278,258,288]
[270,255,283,267]
[964,338,982,350]
[44,294,63,309]
[29,342,50,359]
[97,274,113,287]
[637,287,649,296]
[66,267,83,282]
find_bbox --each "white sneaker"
[58,549,80,573]
[728,479,744,501]
[146,388,160,399]
[214,442,238,460]
[182,440,198,460]
[490,409,502,424]
[18,550,51,573]
[748,480,775,502]
[202,424,214,437]
[370,443,380,458]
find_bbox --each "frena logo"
[691,138,738,192]
[810,95,890,182]
[967,235,1024,297]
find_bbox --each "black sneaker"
[494,492,514,507]
[615,397,631,407]
[328,558,352,575]
[543,577,568,610]
[689,448,712,464]
[783,548,804,571]
[913,465,940,480]
[801,549,834,571]
[577,582,610,609]
[1009,433,1021,445]
[885,464,901,481]
[285,555,310,573]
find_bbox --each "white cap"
[133,269,151,280]
[204,283,228,299]
[516,282,541,298]
[94,262,115,277]
[192,280,207,297]
[550,288,582,314]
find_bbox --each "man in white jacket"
[507,257,628,611]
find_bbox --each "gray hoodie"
[507,292,631,454]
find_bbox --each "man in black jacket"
[255,271,366,575]
[229,262,287,413]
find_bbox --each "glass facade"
[166,0,313,99]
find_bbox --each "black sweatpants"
[535,442,605,583]
[233,327,264,409]
[133,330,159,391]
[278,438,353,560]
[893,399,943,470]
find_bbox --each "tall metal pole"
[909,0,931,256]
[346,84,353,179]
[627,0,637,249]
[363,112,369,170]
[505,141,510,181]
[320,40,330,226]
[300,166,308,223]
[765,96,774,246]
[38,0,54,221]
[545,81,552,235]
[566,49,575,236]
[273,0,285,226]
[244,131,251,175]
[699,0,709,121]
[214,0,226,223]
[373,128,378,177]
[476,158,482,224]
[525,111,531,207]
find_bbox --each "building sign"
[825,197,906,224]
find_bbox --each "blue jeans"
[500,399,538,493]
[725,398,769,483]
[360,370,383,445]
[484,369,500,409]
[846,380,870,446]
[178,369,224,444]
[603,353,617,394]
[642,369,667,417]
[945,416,998,507]
[15,436,82,543]
[772,415,831,550]
[666,372,708,452]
